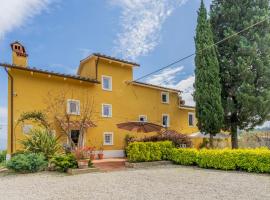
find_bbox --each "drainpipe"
[95,56,100,80]
[4,67,14,155]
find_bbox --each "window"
[188,113,195,127]
[104,132,113,145]
[22,124,33,134]
[102,104,112,117]
[161,92,169,104]
[71,130,80,146]
[67,100,80,115]
[162,114,170,127]
[139,115,147,122]
[102,75,112,91]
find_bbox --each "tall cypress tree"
[210,0,270,148]
[194,0,223,147]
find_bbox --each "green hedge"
[126,141,174,162]
[127,141,270,173]
[50,153,78,172]
[197,148,270,173]
[171,148,198,165]
[174,148,270,173]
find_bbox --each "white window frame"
[188,112,195,127]
[161,92,169,104]
[139,115,148,122]
[162,114,170,127]
[102,75,112,91]
[67,99,80,115]
[102,104,112,118]
[103,132,114,145]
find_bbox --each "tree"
[194,0,223,148]
[210,0,270,148]
[44,90,96,149]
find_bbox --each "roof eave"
[129,81,182,93]
[0,63,100,84]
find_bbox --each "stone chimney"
[10,41,28,67]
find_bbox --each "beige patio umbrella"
[116,121,163,133]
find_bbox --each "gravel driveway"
[0,166,269,200]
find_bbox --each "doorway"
[71,130,80,146]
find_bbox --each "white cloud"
[146,66,184,86]
[0,0,54,39]
[112,0,188,60]
[146,66,195,106]
[175,75,195,106]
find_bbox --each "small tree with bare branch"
[44,89,96,150]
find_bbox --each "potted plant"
[73,148,88,169]
[98,147,104,160]
[89,146,96,160]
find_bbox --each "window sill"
[102,115,112,118]
[102,88,112,92]
[161,102,169,104]
[67,113,80,116]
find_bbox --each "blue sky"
[0,0,212,149]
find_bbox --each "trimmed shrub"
[234,148,270,173]
[6,153,47,173]
[21,128,61,160]
[126,141,174,162]
[50,154,78,172]
[196,148,270,173]
[197,149,238,170]
[171,148,198,165]
[0,150,7,163]
[127,141,270,173]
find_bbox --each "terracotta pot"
[90,153,95,160]
[98,153,104,160]
[77,159,89,169]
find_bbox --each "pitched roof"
[0,63,99,83]
[80,53,140,67]
[131,81,181,93]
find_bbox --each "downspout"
[4,67,14,154]
[95,56,100,80]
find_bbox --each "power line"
[135,17,269,82]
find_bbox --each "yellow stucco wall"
[7,56,199,155]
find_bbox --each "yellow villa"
[2,41,199,158]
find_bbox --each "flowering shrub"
[72,146,95,160]
[133,131,192,148]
